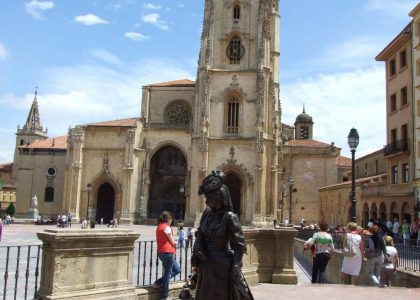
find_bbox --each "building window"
[390,93,397,112]
[233,5,240,20]
[391,166,398,184]
[226,96,240,134]
[401,86,407,106]
[391,128,397,144]
[389,59,396,76]
[402,163,409,183]
[364,163,368,176]
[299,126,310,139]
[375,160,379,175]
[226,36,244,64]
[45,187,54,202]
[400,49,407,69]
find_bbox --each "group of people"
[154,169,253,300]
[304,220,400,287]
[176,225,195,249]
[56,213,72,228]
[1,214,14,225]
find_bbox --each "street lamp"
[347,128,359,222]
[179,184,185,220]
[280,183,286,224]
[288,176,294,225]
[86,183,92,219]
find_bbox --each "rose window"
[168,103,191,125]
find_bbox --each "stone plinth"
[242,227,297,285]
[36,228,140,300]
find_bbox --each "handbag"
[342,233,357,257]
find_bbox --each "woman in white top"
[341,222,364,285]
[380,236,399,287]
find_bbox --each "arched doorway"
[379,202,387,221]
[148,146,187,219]
[401,202,411,223]
[363,203,369,228]
[390,202,399,220]
[96,183,115,224]
[371,203,378,220]
[225,172,241,218]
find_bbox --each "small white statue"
[31,195,38,209]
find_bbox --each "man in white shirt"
[392,218,400,238]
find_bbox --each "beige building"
[320,10,420,227]
[410,4,420,218]
[12,1,350,225]
[0,162,16,211]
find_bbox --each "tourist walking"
[392,218,400,238]
[154,211,180,300]
[178,225,185,248]
[306,221,334,283]
[341,222,364,285]
[409,219,419,246]
[365,221,386,287]
[401,220,410,245]
[380,236,399,287]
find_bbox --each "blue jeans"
[312,252,330,283]
[155,253,180,299]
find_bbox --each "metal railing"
[0,244,42,300]
[296,229,419,272]
[384,139,409,156]
[132,239,194,287]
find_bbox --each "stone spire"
[22,87,46,135]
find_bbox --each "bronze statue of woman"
[192,169,254,300]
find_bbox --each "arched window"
[226,95,240,134]
[226,36,244,64]
[20,139,24,145]
[233,5,240,20]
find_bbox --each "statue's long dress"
[192,208,253,300]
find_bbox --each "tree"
[6,202,15,216]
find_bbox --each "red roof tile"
[87,117,139,127]
[0,163,13,172]
[336,156,352,167]
[20,135,68,150]
[285,139,331,147]
[148,79,195,87]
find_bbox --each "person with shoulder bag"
[341,222,364,285]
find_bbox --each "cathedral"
[12,1,350,226]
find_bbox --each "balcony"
[383,138,409,156]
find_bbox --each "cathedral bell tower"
[190,0,281,225]
[13,88,48,179]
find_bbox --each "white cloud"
[124,32,151,42]
[74,14,109,26]
[142,13,169,30]
[282,67,386,158]
[0,59,194,162]
[25,0,54,19]
[144,3,161,10]
[89,49,122,65]
[0,43,8,60]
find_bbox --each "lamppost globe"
[347,128,359,150]
[347,127,359,222]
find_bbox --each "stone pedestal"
[36,228,140,300]
[27,208,39,220]
[242,227,297,285]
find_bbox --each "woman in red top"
[154,211,180,300]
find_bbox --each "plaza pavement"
[1,223,420,299]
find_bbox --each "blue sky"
[0,0,418,163]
